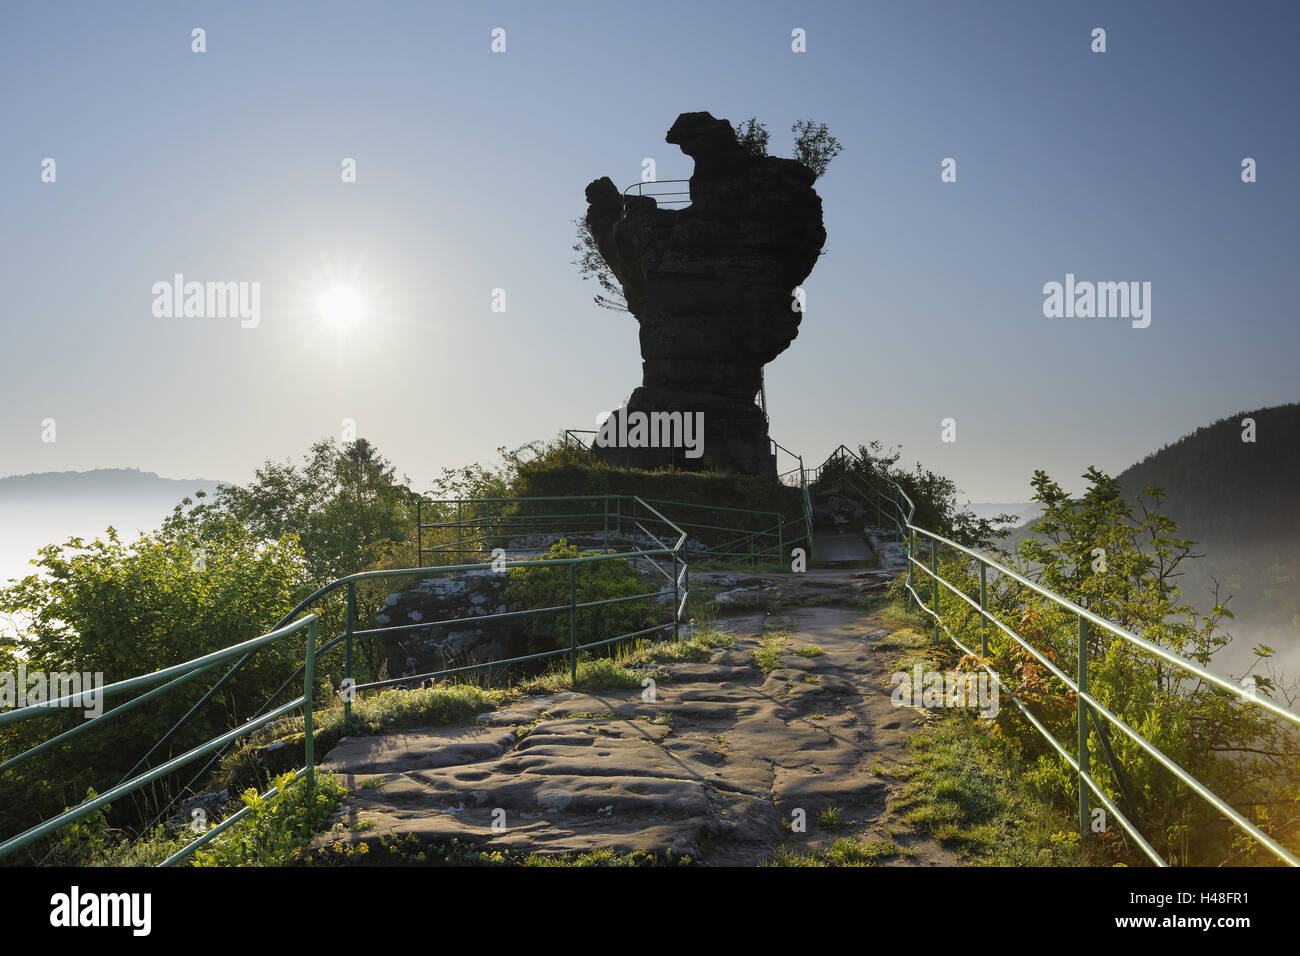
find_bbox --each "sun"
[317,286,365,329]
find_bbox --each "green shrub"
[504,540,649,650]
[191,771,345,867]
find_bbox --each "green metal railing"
[417,492,809,569]
[0,615,320,866]
[1,498,692,866]
[772,439,814,559]
[808,444,1300,866]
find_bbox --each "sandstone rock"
[377,570,522,680]
[584,111,826,478]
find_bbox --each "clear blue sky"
[2,0,1296,501]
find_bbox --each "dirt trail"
[314,569,959,865]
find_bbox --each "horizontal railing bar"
[0,661,222,774]
[907,582,1166,867]
[910,555,1299,866]
[0,616,316,725]
[161,766,310,867]
[0,696,306,860]
[910,526,1300,728]
[351,586,664,640]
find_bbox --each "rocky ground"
[312,567,957,866]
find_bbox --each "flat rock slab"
[315,577,957,866]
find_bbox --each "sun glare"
[317,286,364,329]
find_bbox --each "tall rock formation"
[584,111,826,478]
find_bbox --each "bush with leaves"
[169,437,416,588]
[812,440,1014,551]
[734,116,843,181]
[0,516,310,844]
[504,540,650,651]
[190,771,346,867]
[918,467,1299,864]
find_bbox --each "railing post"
[979,563,988,659]
[930,543,939,644]
[603,495,609,548]
[569,562,579,687]
[456,501,463,564]
[906,528,914,593]
[672,548,680,640]
[1078,614,1090,837]
[416,498,423,569]
[304,618,317,790]
[344,582,356,722]
[777,521,783,569]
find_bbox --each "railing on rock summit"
[622,179,691,208]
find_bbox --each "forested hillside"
[1113,403,1299,670]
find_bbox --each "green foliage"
[570,218,629,312]
[766,837,903,867]
[751,633,789,674]
[0,517,309,842]
[890,711,1088,866]
[513,656,649,695]
[51,789,115,864]
[191,772,345,867]
[169,437,415,587]
[812,441,1014,550]
[735,117,770,157]
[817,806,845,830]
[922,467,1300,864]
[629,629,735,665]
[35,789,193,867]
[504,540,648,650]
[734,116,843,181]
[325,833,691,867]
[417,437,808,565]
[791,119,844,181]
[313,683,506,750]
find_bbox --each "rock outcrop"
[584,111,826,478]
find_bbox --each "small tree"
[173,437,416,587]
[570,219,629,313]
[735,116,843,181]
[791,119,844,181]
[736,117,770,157]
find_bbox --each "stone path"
[313,569,957,866]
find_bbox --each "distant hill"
[966,502,1041,525]
[0,468,221,501]
[1114,404,1300,552]
[994,404,1300,675]
[1112,403,1300,672]
[0,469,223,585]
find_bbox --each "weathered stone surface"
[316,574,958,866]
[867,529,908,571]
[584,111,826,478]
[376,554,681,679]
[376,570,520,679]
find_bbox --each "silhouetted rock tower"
[584,111,826,478]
